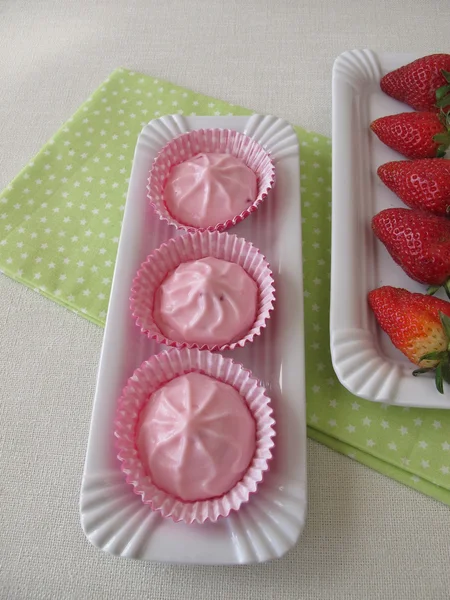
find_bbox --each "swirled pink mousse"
[154,257,258,346]
[137,372,256,501]
[163,153,257,228]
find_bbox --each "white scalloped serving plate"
[80,115,306,563]
[331,50,450,409]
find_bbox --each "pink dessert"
[153,256,258,346]
[163,153,257,228]
[137,372,256,502]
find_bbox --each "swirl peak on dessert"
[154,256,258,346]
[137,372,256,501]
[163,152,257,228]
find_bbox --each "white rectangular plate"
[80,115,306,564]
[331,49,450,409]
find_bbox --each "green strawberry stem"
[412,311,450,393]
[427,280,450,300]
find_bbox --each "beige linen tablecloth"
[1,1,450,598]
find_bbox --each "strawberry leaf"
[433,133,450,144]
[412,311,450,392]
[440,311,450,341]
[438,109,450,127]
[442,69,450,83]
[427,284,441,296]
[435,363,444,394]
[437,84,450,100]
[433,129,450,157]
[437,93,450,109]
[419,350,448,362]
[442,359,450,384]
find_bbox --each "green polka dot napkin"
[2,68,450,505]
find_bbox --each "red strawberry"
[377,159,450,216]
[380,54,450,112]
[372,208,450,296]
[370,112,450,159]
[368,286,450,392]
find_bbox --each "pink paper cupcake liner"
[147,128,275,232]
[130,230,276,351]
[114,348,276,524]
